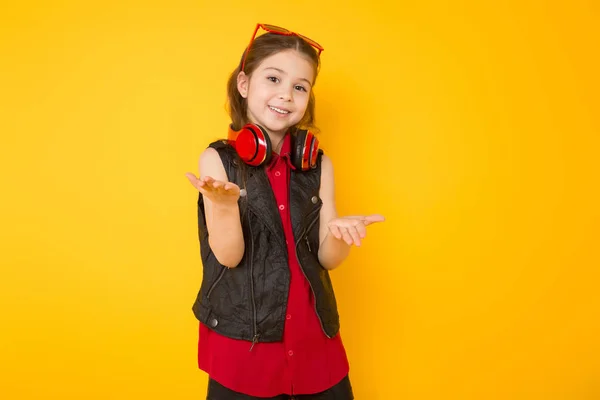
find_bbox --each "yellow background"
[1,0,599,399]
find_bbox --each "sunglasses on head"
[241,23,324,72]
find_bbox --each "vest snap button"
[209,318,218,328]
[311,196,318,204]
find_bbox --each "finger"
[185,173,208,191]
[348,226,362,247]
[363,214,385,226]
[185,173,200,186]
[194,182,211,196]
[212,181,237,197]
[329,224,343,240]
[202,176,215,184]
[223,186,240,197]
[340,228,353,246]
[355,222,367,238]
[185,172,198,181]
[223,183,240,193]
[343,214,385,223]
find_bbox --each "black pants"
[206,375,354,400]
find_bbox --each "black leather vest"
[191,139,340,344]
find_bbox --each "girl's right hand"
[185,173,241,205]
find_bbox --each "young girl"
[186,23,384,400]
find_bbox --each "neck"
[267,130,287,155]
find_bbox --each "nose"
[278,85,293,101]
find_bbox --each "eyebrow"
[263,66,313,86]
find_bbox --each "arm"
[316,154,386,270]
[195,147,245,268]
[317,154,351,270]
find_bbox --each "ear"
[237,71,249,99]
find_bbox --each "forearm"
[208,203,245,268]
[317,232,351,270]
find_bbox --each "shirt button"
[275,171,281,177]
[288,350,294,356]
[279,205,285,211]
[286,314,292,320]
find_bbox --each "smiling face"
[237,49,315,137]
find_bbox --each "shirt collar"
[268,132,297,171]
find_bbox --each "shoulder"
[198,142,230,181]
[198,146,222,172]
[320,153,333,176]
[319,153,336,192]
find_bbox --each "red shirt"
[198,133,349,397]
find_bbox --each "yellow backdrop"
[1,0,599,399]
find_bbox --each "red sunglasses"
[241,23,324,72]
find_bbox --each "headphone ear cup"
[307,132,319,169]
[235,124,272,167]
[262,126,273,165]
[292,130,319,171]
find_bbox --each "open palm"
[185,173,241,205]
[327,214,385,247]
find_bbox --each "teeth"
[269,106,289,114]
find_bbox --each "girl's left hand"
[327,214,385,247]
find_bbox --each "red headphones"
[228,124,320,171]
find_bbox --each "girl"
[186,23,384,400]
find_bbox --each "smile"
[269,106,290,115]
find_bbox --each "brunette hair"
[226,32,321,133]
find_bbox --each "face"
[237,49,315,136]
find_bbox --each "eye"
[267,76,279,83]
[294,85,307,92]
